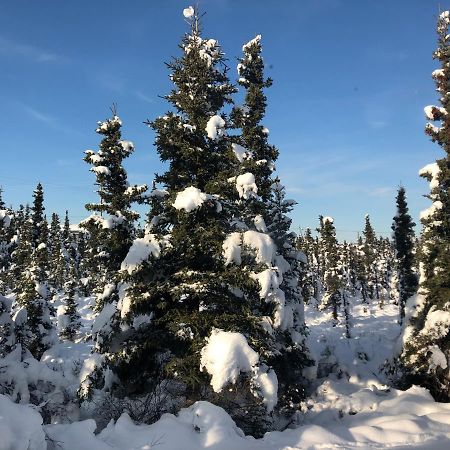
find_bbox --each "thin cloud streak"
[0,36,62,63]
[19,103,79,135]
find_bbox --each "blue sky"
[0,0,444,241]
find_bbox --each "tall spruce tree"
[0,190,13,293]
[362,214,381,302]
[231,34,311,416]
[48,213,66,291]
[392,187,417,323]
[85,9,312,435]
[31,183,46,249]
[81,109,147,314]
[401,11,450,400]
[317,216,342,324]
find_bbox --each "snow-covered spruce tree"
[230,33,278,221]
[317,216,342,324]
[392,187,417,323]
[8,206,33,291]
[362,214,382,302]
[0,294,16,357]
[298,228,321,302]
[48,213,66,291]
[31,183,46,249]
[81,110,147,315]
[0,189,14,293]
[88,9,302,436]
[230,33,311,416]
[400,11,450,401]
[59,265,81,341]
[15,251,55,358]
[265,179,312,411]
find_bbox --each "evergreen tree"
[31,183,46,249]
[0,190,14,293]
[81,109,147,313]
[401,11,450,400]
[362,214,382,302]
[48,213,66,291]
[317,216,342,323]
[392,188,417,323]
[87,10,309,435]
[266,180,312,412]
[0,295,16,357]
[59,266,81,341]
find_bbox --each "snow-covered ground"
[1,297,450,450]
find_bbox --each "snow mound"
[0,394,46,450]
[200,329,259,392]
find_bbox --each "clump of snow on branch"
[91,166,111,176]
[96,115,122,133]
[80,213,125,230]
[0,210,12,228]
[242,34,261,51]
[428,345,448,371]
[419,162,440,190]
[183,6,195,19]
[205,115,226,140]
[173,186,220,213]
[231,143,252,163]
[252,368,278,412]
[121,233,161,274]
[184,36,220,68]
[424,105,447,120]
[222,230,276,266]
[119,140,135,153]
[235,173,257,199]
[200,329,259,393]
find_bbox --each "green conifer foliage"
[48,213,66,291]
[0,295,16,357]
[94,11,299,435]
[31,183,46,249]
[0,190,14,292]
[318,216,342,323]
[401,11,450,400]
[60,266,81,341]
[81,111,147,312]
[392,187,417,323]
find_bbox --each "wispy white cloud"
[134,90,154,104]
[19,103,77,135]
[22,105,56,124]
[0,36,62,63]
[370,186,395,198]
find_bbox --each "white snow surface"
[200,329,259,393]
[0,394,46,450]
[3,287,450,449]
